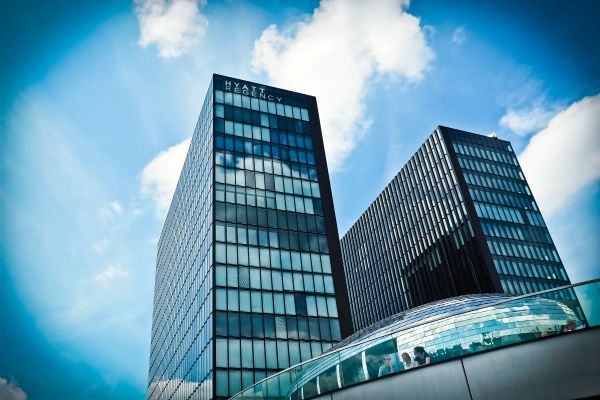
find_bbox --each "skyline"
[2,0,600,399]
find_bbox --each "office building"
[340,126,571,331]
[147,74,352,400]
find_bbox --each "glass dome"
[233,281,600,400]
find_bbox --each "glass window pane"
[283,272,294,291]
[303,274,315,292]
[227,266,238,287]
[272,270,283,291]
[229,370,241,397]
[253,340,265,368]
[265,340,278,369]
[252,315,264,338]
[216,370,228,397]
[277,341,289,369]
[264,316,276,338]
[326,297,338,318]
[216,311,227,336]
[228,289,239,311]
[216,288,227,311]
[273,293,285,315]
[285,294,296,315]
[306,296,317,316]
[275,316,287,339]
[250,269,261,289]
[330,319,341,341]
[229,339,240,368]
[251,291,262,313]
[324,276,334,294]
[261,269,272,290]
[298,318,309,340]
[262,292,274,314]
[289,341,301,366]
[241,339,253,368]
[216,265,226,286]
[239,290,251,312]
[216,338,228,367]
[228,313,240,337]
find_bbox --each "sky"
[1,0,599,398]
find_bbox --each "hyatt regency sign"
[224,81,283,103]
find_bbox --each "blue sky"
[1,0,599,398]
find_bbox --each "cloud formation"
[519,93,600,216]
[135,0,208,58]
[251,0,434,170]
[99,201,124,223]
[451,26,466,48]
[92,264,129,284]
[0,378,27,400]
[500,104,557,136]
[141,137,191,215]
[91,239,110,254]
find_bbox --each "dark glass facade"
[148,74,352,400]
[340,126,571,332]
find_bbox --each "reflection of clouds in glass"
[283,294,581,394]
[574,284,600,327]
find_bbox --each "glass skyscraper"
[340,126,571,332]
[147,74,352,400]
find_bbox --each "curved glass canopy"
[231,279,600,399]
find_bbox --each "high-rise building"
[147,74,352,400]
[340,126,571,332]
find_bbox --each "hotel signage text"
[224,80,282,103]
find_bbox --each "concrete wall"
[312,328,600,400]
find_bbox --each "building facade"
[340,126,571,331]
[147,74,352,400]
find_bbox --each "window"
[306,296,317,316]
[265,340,278,369]
[277,341,289,369]
[295,294,308,315]
[251,291,262,313]
[216,312,227,336]
[262,292,274,314]
[275,316,287,339]
[216,289,227,311]
[253,340,265,368]
[216,370,228,397]
[216,339,228,367]
[228,313,240,337]
[241,339,253,368]
[252,315,264,338]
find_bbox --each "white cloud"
[141,137,191,215]
[135,0,208,59]
[99,201,124,220]
[500,104,557,136]
[519,93,600,216]
[251,0,434,170]
[451,26,466,48]
[91,239,110,254]
[92,264,129,284]
[109,201,123,216]
[0,378,27,400]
